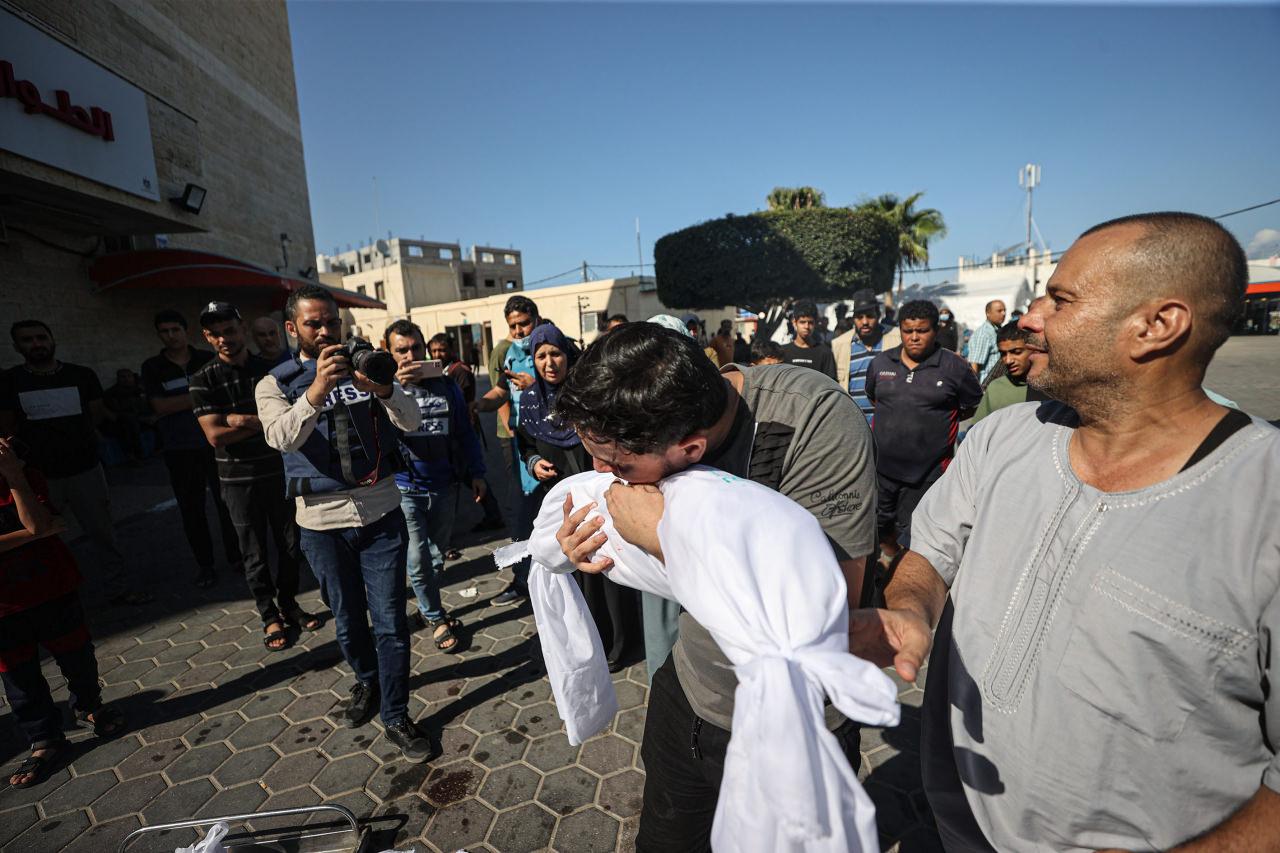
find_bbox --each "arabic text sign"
[0,10,158,200]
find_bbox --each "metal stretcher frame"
[116,803,363,853]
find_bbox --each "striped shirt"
[189,355,283,484]
[847,336,888,419]
[966,320,1000,383]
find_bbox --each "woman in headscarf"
[516,323,638,670]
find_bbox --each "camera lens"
[352,348,397,386]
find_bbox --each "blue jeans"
[400,487,457,622]
[299,509,410,726]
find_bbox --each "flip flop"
[286,610,323,632]
[8,740,67,789]
[263,622,291,652]
[76,706,125,738]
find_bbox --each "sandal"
[286,610,323,632]
[8,740,67,789]
[194,567,216,589]
[444,549,462,561]
[427,616,462,653]
[76,705,125,737]
[263,622,291,652]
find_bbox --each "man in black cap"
[140,309,241,589]
[189,302,317,652]
[833,289,901,420]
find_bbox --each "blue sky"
[288,2,1280,289]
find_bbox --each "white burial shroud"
[512,467,901,853]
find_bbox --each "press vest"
[268,358,400,498]
[396,378,465,491]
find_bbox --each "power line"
[1214,197,1280,219]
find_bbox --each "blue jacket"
[268,357,400,498]
[395,377,486,493]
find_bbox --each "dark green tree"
[853,192,947,305]
[765,186,827,211]
[654,207,898,331]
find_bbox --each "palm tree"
[855,192,947,304]
[766,186,826,211]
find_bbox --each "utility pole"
[372,176,381,241]
[636,218,643,281]
[582,261,589,283]
[1020,163,1042,295]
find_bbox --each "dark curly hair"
[897,299,939,330]
[552,322,727,454]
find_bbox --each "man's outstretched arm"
[850,549,948,683]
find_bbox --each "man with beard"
[780,301,837,380]
[250,316,292,367]
[971,322,1048,422]
[191,303,316,653]
[865,300,981,561]
[0,321,151,606]
[255,286,430,761]
[141,309,241,589]
[549,323,877,850]
[854,212,1280,850]
[833,289,902,420]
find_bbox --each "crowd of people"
[0,211,1277,852]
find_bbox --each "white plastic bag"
[175,822,228,853]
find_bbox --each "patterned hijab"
[517,323,581,449]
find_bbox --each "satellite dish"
[375,239,390,256]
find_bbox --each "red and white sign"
[0,9,158,200]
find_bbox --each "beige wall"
[1,0,315,378]
[341,276,737,364]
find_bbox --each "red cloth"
[0,468,82,618]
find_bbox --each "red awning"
[1247,280,1280,297]
[87,249,386,310]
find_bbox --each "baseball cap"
[199,301,241,328]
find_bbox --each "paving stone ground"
[1,337,1272,852]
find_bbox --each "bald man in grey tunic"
[854,212,1280,851]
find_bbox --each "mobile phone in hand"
[419,360,445,379]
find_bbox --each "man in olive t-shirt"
[550,324,877,851]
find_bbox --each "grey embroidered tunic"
[912,401,1280,851]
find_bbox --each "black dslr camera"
[338,337,397,386]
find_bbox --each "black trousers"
[636,655,862,852]
[221,477,302,626]
[875,462,946,547]
[163,448,241,570]
[0,595,100,749]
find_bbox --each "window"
[407,245,424,258]
[480,252,495,264]
[505,280,518,290]
[463,272,476,290]
[356,285,367,296]
[484,278,496,288]
[374,281,385,301]
[362,253,371,265]
[503,254,517,265]
[582,311,607,334]
[440,248,454,260]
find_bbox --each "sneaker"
[340,682,379,728]
[491,586,527,606]
[385,719,433,763]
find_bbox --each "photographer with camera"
[255,285,431,762]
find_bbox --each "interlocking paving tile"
[61,813,141,853]
[8,809,91,850]
[524,733,581,772]
[537,766,600,816]
[375,794,435,841]
[0,804,40,847]
[240,688,295,719]
[228,715,288,749]
[181,712,245,748]
[289,667,343,696]
[120,639,169,663]
[425,797,496,851]
[436,725,478,762]
[117,738,186,779]
[313,753,378,797]
[554,806,622,852]
[155,641,204,665]
[513,702,562,739]
[262,749,327,794]
[213,745,279,788]
[165,742,233,783]
[613,706,646,744]
[40,770,120,816]
[189,643,239,666]
[463,699,518,735]
[598,768,645,819]
[422,759,485,807]
[141,777,217,824]
[472,729,529,768]
[90,772,167,821]
[319,724,379,759]
[478,763,541,810]
[486,801,556,851]
[197,779,269,818]
[365,758,433,803]
[579,734,636,777]
[283,692,338,724]
[507,679,552,708]
[278,719,336,755]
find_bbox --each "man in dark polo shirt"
[141,310,241,588]
[0,320,151,606]
[866,299,982,561]
[190,303,316,652]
